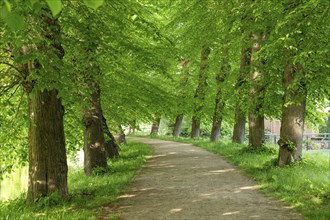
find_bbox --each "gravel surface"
[100,137,303,220]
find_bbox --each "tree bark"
[83,87,107,176]
[117,125,127,145]
[210,116,221,142]
[277,61,306,166]
[191,46,211,138]
[191,116,201,138]
[248,113,264,148]
[27,90,68,202]
[26,11,68,202]
[210,62,228,142]
[102,115,120,158]
[128,119,136,134]
[248,34,265,149]
[232,105,246,144]
[150,117,161,135]
[232,48,249,144]
[172,114,183,137]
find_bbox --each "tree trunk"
[277,61,306,166]
[83,88,107,176]
[232,105,246,144]
[248,113,264,148]
[248,34,265,149]
[128,119,136,134]
[26,11,68,202]
[172,114,183,137]
[210,117,221,142]
[210,62,228,142]
[191,46,211,138]
[191,116,200,138]
[232,48,249,144]
[150,117,161,135]
[117,125,127,145]
[27,90,68,202]
[102,115,120,158]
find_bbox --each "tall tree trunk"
[210,61,228,142]
[232,105,246,144]
[172,114,183,137]
[232,48,249,144]
[102,115,120,158]
[191,46,211,138]
[27,90,68,202]
[26,11,68,202]
[150,117,161,135]
[83,87,107,176]
[248,34,265,149]
[117,125,127,145]
[277,61,306,166]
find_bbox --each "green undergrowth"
[0,141,152,220]
[147,135,330,220]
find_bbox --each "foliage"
[0,141,152,219]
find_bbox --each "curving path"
[103,137,303,220]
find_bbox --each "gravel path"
[104,137,303,220]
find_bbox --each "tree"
[191,46,211,138]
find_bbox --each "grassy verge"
[0,141,152,220]
[147,135,330,219]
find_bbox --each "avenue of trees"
[0,0,329,202]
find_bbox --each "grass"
[147,135,330,220]
[0,141,152,220]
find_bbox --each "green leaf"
[5,12,25,32]
[83,0,104,10]
[46,0,63,16]
[4,0,11,12]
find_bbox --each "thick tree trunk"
[102,115,120,158]
[27,90,68,202]
[150,117,161,135]
[248,113,264,148]
[26,11,68,202]
[191,116,201,138]
[248,34,265,149]
[117,125,127,145]
[172,114,183,137]
[210,117,221,142]
[191,46,211,138]
[277,62,306,166]
[232,105,246,144]
[83,88,107,176]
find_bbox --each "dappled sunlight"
[169,208,183,213]
[239,185,262,190]
[222,211,240,216]
[167,152,178,155]
[209,169,235,173]
[249,215,261,218]
[119,194,136,198]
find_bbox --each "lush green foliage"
[0,141,152,219]
[151,135,330,219]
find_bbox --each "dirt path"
[105,137,303,220]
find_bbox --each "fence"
[265,133,330,150]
